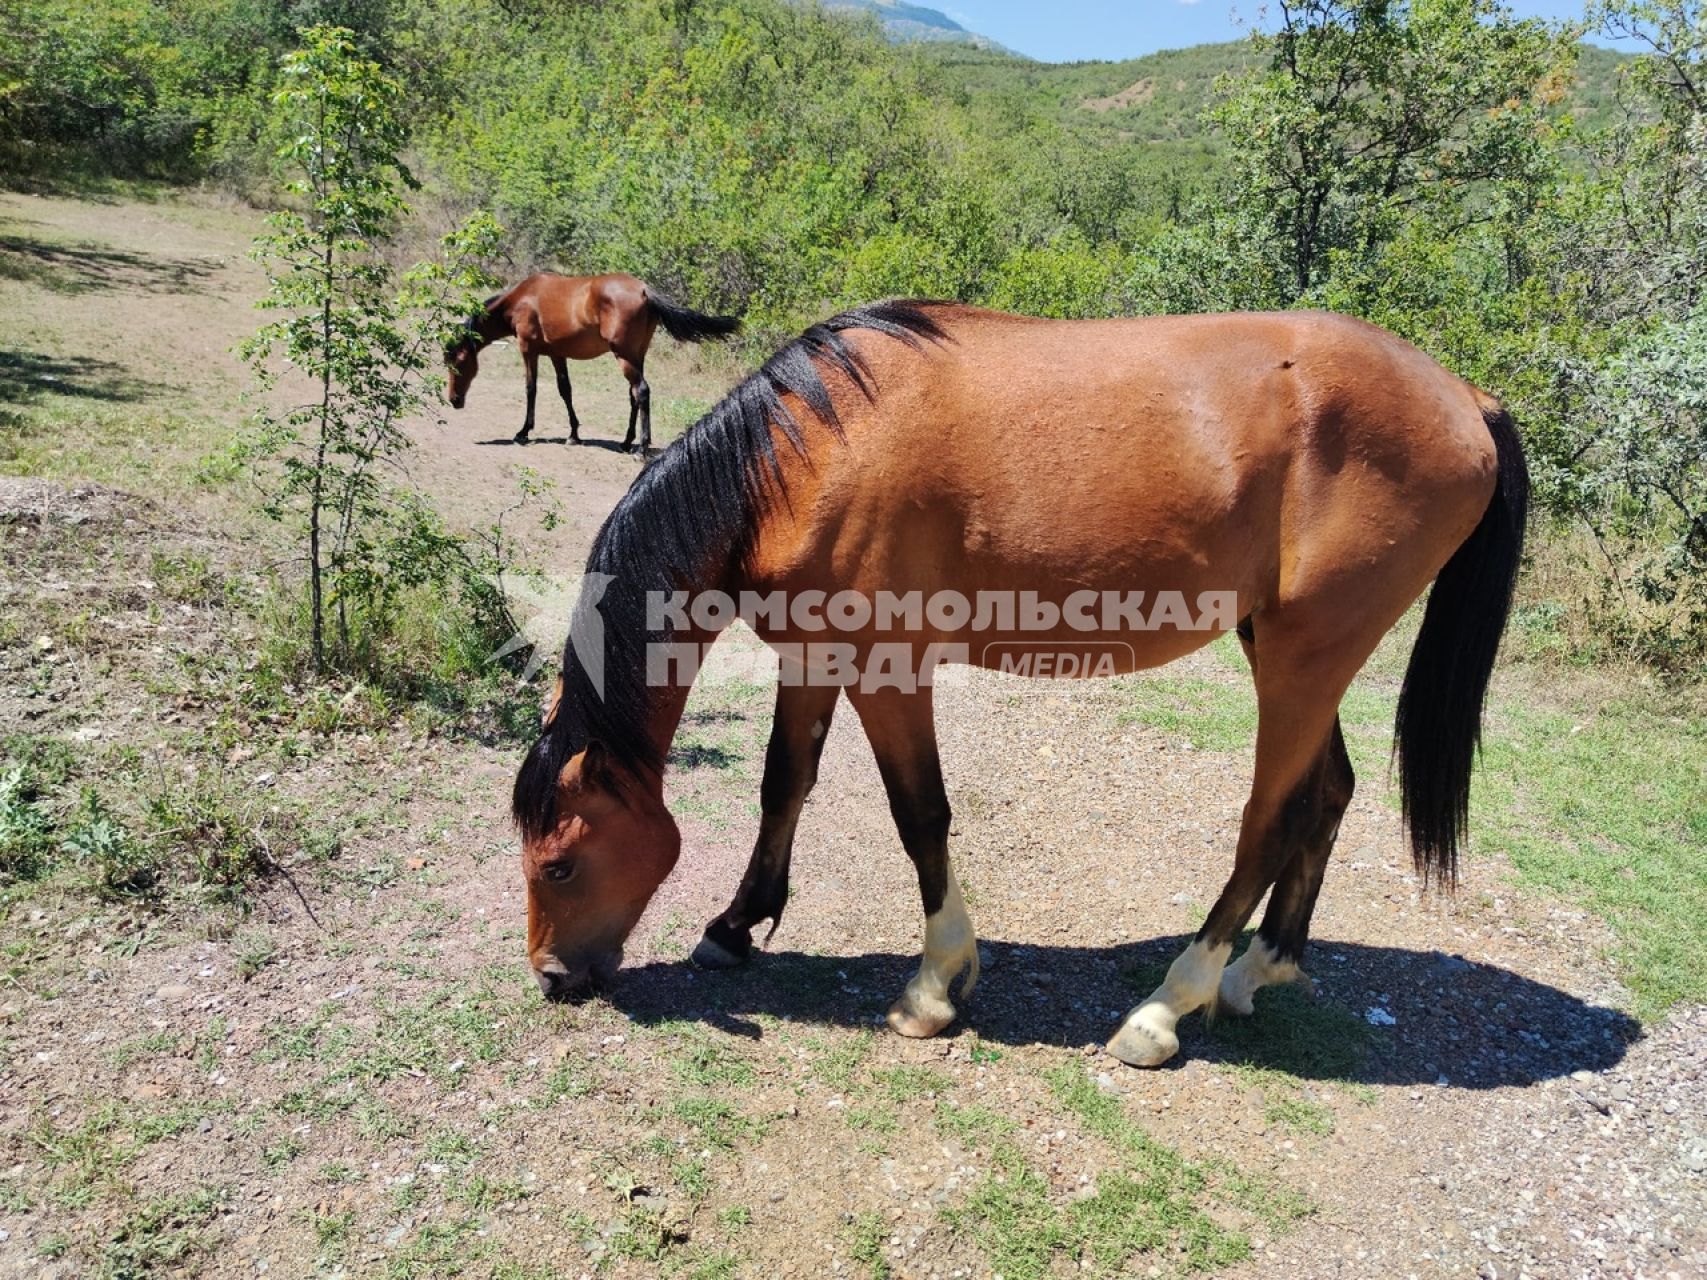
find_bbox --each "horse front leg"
[516,350,539,444]
[552,355,582,444]
[847,684,979,1039]
[692,679,840,968]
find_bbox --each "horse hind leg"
[693,680,840,968]
[1108,641,1354,1068]
[616,355,651,456]
[1219,720,1354,1015]
[848,684,979,1039]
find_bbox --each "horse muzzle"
[532,948,622,1002]
[449,394,465,410]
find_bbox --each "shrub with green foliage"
[239,25,509,678]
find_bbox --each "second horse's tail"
[645,289,741,343]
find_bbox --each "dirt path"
[2,191,1703,1280]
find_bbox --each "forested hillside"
[2,0,1702,665]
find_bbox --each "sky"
[941,1,1626,64]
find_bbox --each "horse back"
[742,307,1499,669]
[503,272,654,357]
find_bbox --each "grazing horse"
[445,273,740,453]
[511,301,1528,1068]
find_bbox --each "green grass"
[846,1104,899,1136]
[29,1099,234,1200]
[808,1030,873,1092]
[1473,690,1707,1016]
[945,1142,1069,1280]
[934,1100,1016,1145]
[1114,671,1256,751]
[107,1030,180,1067]
[98,1184,228,1277]
[1201,976,1375,1081]
[669,1096,765,1151]
[672,1154,712,1202]
[872,1063,952,1103]
[944,1063,1283,1278]
[666,1024,758,1088]
[848,1210,891,1279]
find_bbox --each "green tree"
[1556,2,1707,658]
[1208,0,1571,302]
[241,24,500,672]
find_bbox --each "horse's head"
[521,740,681,1000]
[444,327,481,409]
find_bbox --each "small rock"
[155,983,194,1001]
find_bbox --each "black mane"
[511,299,951,840]
[445,293,504,359]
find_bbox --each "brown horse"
[511,300,1528,1068]
[445,272,739,453]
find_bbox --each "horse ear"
[542,676,564,729]
[559,740,615,795]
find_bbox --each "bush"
[0,765,57,881]
[61,789,155,899]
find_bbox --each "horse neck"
[634,570,742,797]
[475,305,514,345]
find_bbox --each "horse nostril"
[535,964,591,1002]
[536,967,567,1000]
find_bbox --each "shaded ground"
[1,191,1703,1280]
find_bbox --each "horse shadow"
[607,934,1641,1089]
[472,435,651,458]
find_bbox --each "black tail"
[1394,405,1530,887]
[645,289,741,343]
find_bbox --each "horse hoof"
[513,434,530,446]
[1105,1013,1180,1068]
[690,933,746,970]
[886,989,956,1039]
[1216,971,1258,1018]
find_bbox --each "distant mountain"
[825,0,1011,52]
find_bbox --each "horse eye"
[543,861,576,883]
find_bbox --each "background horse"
[510,300,1528,1069]
[445,273,739,453]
